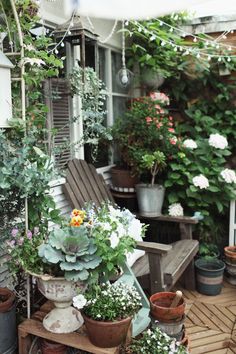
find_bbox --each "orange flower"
[70,215,83,227]
[72,209,86,219]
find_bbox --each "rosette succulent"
[38,225,102,282]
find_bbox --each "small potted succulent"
[73,281,142,348]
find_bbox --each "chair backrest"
[63,159,115,209]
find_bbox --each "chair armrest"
[136,241,172,255]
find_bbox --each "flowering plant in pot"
[110,92,178,190]
[73,281,142,348]
[127,327,189,354]
[7,204,146,333]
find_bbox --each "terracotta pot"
[82,313,132,348]
[224,246,236,264]
[0,288,15,313]
[150,292,185,323]
[41,339,67,354]
[110,167,139,189]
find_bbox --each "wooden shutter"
[44,78,72,169]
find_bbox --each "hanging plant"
[70,66,112,161]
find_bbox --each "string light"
[130,20,236,63]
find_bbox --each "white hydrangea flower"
[168,203,184,217]
[72,294,87,309]
[128,218,143,241]
[208,133,228,149]
[183,139,197,149]
[220,169,236,184]
[192,174,209,189]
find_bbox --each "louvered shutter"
[44,78,72,169]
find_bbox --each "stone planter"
[136,184,165,217]
[36,275,85,333]
[82,313,132,348]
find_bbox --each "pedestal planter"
[0,288,17,354]
[150,292,185,323]
[195,258,225,295]
[135,184,165,217]
[82,313,132,348]
[36,276,84,333]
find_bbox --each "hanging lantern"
[116,21,133,89]
[0,51,14,128]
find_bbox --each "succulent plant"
[38,225,102,282]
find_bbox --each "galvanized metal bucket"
[0,302,17,354]
[135,184,165,217]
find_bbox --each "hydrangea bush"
[165,133,236,241]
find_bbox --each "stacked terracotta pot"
[224,246,236,285]
[149,291,187,343]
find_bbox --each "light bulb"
[61,42,64,47]
[228,57,231,62]
[120,68,129,85]
[218,57,222,62]
[193,37,197,42]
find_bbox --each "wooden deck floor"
[174,281,236,353]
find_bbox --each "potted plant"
[7,203,146,333]
[111,92,178,212]
[198,242,220,260]
[135,150,166,216]
[73,281,142,348]
[127,327,189,354]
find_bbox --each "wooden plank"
[190,332,231,353]
[138,214,198,224]
[18,319,119,354]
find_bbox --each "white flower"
[220,168,236,184]
[183,139,197,149]
[21,57,46,67]
[128,218,143,241]
[110,232,119,248]
[192,174,209,189]
[208,133,228,149]
[168,203,184,217]
[72,294,87,310]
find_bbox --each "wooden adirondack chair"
[62,159,199,294]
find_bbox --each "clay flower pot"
[150,292,185,323]
[224,246,236,264]
[0,288,15,313]
[82,313,132,348]
[41,339,67,354]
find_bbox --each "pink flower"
[156,122,163,129]
[27,230,33,240]
[168,122,173,127]
[11,228,18,237]
[18,237,24,246]
[170,138,177,145]
[169,116,173,121]
[145,116,152,124]
[7,240,16,248]
[168,128,175,133]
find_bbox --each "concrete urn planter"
[37,275,85,333]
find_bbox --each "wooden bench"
[62,159,199,294]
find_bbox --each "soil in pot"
[150,292,185,323]
[82,313,132,348]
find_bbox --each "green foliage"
[198,243,219,260]
[38,226,102,282]
[69,66,112,161]
[82,282,142,321]
[6,226,45,275]
[141,151,166,186]
[129,327,188,354]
